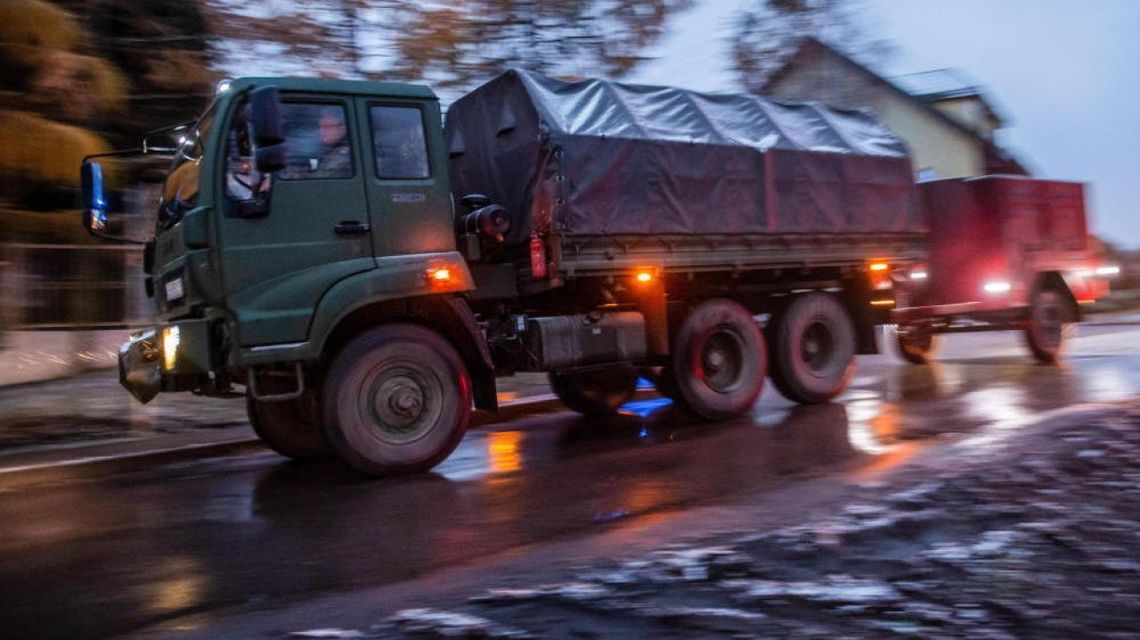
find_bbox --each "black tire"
[322,324,471,477]
[246,390,333,461]
[1024,288,1076,365]
[549,364,638,417]
[769,292,856,404]
[671,299,767,420]
[895,325,939,365]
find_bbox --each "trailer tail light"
[530,235,548,279]
[983,280,1011,294]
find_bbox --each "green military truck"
[82,70,925,476]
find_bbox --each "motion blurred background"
[1,0,1137,384]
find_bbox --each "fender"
[236,251,473,366]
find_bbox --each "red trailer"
[892,176,1113,364]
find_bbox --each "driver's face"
[319,113,346,146]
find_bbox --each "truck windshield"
[157,103,216,231]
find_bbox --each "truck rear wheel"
[896,325,939,365]
[1024,288,1075,365]
[246,390,333,461]
[671,299,767,420]
[549,364,638,417]
[769,292,856,404]
[322,324,471,477]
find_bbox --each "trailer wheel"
[671,299,767,420]
[769,292,856,404]
[322,324,471,477]
[895,325,939,365]
[1024,288,1076,365]
[549,364,638,417]
[247,390,333,460]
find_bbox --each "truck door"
[219,96,374,347]
[355,97,454,257]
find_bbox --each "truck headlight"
[162,326,181,371]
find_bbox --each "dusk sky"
[628,0,1140,249]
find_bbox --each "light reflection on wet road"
[0,326,1137,639]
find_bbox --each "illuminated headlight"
[162,326,181,371]
[983,281,1012,294]
[909,270,928,281]
[165,276,185,302]
[215,78,233,95]
[1095,265,1121,277]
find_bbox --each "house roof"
[891,68,1006,124]
[762,37,1027,175]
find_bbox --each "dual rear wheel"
[602,294,856,421]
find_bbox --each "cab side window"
[370,106,430,180]
[281,103,354,180]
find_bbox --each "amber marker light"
[869,262,889,272]
[634,270,655,284]
[426,266,453,284]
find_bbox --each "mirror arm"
[83,225,149,245]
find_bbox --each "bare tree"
[730,0,891,93]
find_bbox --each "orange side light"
[635,270,655,284]
[869,262,890,272]
[426,267,452,284]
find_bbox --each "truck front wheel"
[1024,288,1076,365]
[549,364,638,417]
[671,299,767,420]
[322,324,471,477]
[769,293,856,404]
[246,390,333,461]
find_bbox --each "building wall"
[766,54,987,180]
[931,97,999,140]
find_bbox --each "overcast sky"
[628,0,1140,248]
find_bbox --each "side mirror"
[249,86,285,147]
[80,161,108,232]
[248,86,287,174]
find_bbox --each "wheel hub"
[374,375,426,432]
[702,329,744,393]
[801,321,835,371]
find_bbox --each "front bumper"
[119,319,215,404]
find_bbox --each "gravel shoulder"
[271,401,1140,640]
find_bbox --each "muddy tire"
[322,324,471,477]
[1024,288,1076,365]
[895,325,939,365]
[671,299,767,421]
[247,390,333,461]
[769,292,856,404]
[549,364,638,417]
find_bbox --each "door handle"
[334,220,371,235]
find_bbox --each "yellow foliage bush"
[0,110,111,187]
[0,0,84,49]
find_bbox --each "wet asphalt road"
[0,326,1137,639]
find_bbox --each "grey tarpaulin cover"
[445,69,921,244]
